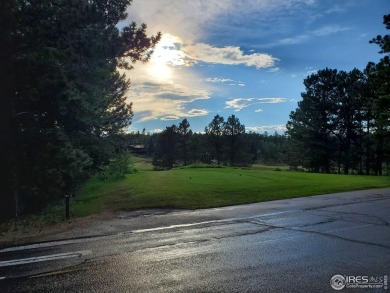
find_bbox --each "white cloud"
[205,77,235,83]
[258,25,350,48]
[255,109,264,113]
[225,98,254,112]
[306,70,317,75]
[183,43,278,68]
[141,33,279,70]
[259,98,286,103]
[120,0,322,125]
[127,0,317,40]
[121,32,277,123]
[323,5,346,14]
[117,35,215,123]
[120,0,324,125]
[128,81,211,122]
[205,77,246,87]
[225,97,286,111]
[247,124,287,133]
[150,34,191,67]
[187,109,209,116]
[161,115,181,121]
[267,67,280,73]
[312,25,350,36]
[127,1,231,40]
[305,66,317,75]
[279,35,310,46]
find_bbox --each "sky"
[121,0,389,134]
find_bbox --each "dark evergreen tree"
[0,0,19,218]
[259,133,288,165]
[287,61,388,174]
[146,137,156,156]
[370,14,390,54]
[152,125,178,170]
[369,14,390,175]
[334,69,367,174]
[362,63,379,175]
[287,69,340,173]
[178,119,192,166]
[189,133,206,163]
[1,0,160,219]
[245,132,260,163]
[205,115,225,165]
[223,115,245,165]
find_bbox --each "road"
[0,189,389,292]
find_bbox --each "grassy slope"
[72,157,390,217]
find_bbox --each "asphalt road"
[0,189,389,292]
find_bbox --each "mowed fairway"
[73,159,390,217]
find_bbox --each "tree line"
[0,0,160,221]
[125,115,288,170]
[286,14,390,175]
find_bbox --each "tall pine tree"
[0,0,160,219]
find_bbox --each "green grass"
[71,158,390,217]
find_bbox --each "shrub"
[97,154,136,181]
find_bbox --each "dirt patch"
[0,211,117,249]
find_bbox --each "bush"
[97,154,136,181]
[289,166,305,172]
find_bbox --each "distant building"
[129,144,146,155]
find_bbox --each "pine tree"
[153,125,178,170]
[369,14,390,175]
[178,119,192,165]
[1,0,160,219]
[287,69,340,173]
[205,115,225,165]
[223,115,245,166]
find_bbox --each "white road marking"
[0,209,378,254]
[131,211,300,233]
[0,276,5,280]
[0,250,92,267]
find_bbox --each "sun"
[148,62,173,81]
[147,34,186,81]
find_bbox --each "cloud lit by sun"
[147,33,278,82]
[151,34,187,66]
[147,34,189,81]
[126,31,279,123]
[147,62,173,81]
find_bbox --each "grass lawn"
[72,157,390,217]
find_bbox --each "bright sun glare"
[148,62,173,81]
[148,34,186,81]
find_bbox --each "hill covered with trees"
[125,116,291,169]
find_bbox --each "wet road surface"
[0,189,389,292]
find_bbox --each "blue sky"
[122,0,389,133]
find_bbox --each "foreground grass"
[72,159,390,217]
